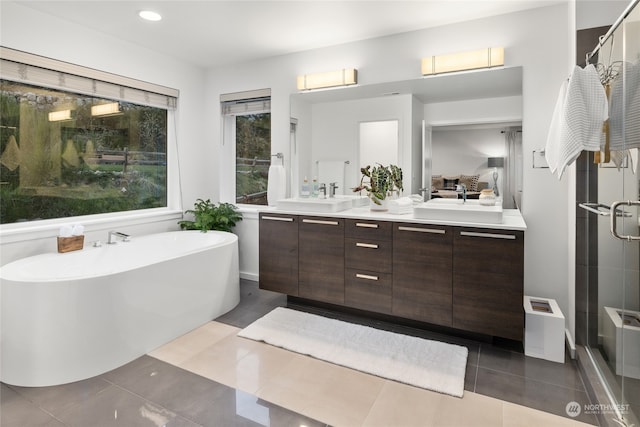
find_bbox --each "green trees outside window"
[235,113,271,205]
[0,80,168,224]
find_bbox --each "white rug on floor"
[237,307,468,397]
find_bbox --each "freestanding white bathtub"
[0,230,240,387]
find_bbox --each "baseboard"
[240,271,258,282]
[565,328,576,359]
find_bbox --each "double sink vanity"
[259,197,527,342]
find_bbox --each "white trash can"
[524,296,565,363]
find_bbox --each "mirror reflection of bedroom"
[430,123,523,209]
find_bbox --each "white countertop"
[262,205,527,231]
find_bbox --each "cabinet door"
[345,269,392,314]
[345,237,392,273]
[452,228,524,341]
[299,216,345,305]
[345,219,392,241]
[392,223,453,326]
[258,213,299,295]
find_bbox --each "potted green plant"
[353,164,403,210]
[178,199,243,232]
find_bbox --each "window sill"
[0,208,183,244]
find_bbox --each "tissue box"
[524,296,565,363]
[57,235,84,253]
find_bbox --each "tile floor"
[1,279,598,426]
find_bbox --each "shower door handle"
[610,200,640,241]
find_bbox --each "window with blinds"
[221,89,271,205]
[0,48,178,224]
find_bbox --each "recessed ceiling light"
[138,10,162,22]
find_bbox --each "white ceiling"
[11,0,565,69]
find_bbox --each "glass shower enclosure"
[580,1,640,425]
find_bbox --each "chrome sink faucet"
[457,184,467,203]
[318,183,327,198]
[329,182,339,198]
[108,231,131,244]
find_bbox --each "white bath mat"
[238,307,468,397]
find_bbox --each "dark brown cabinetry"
[298,216,345,305]
[345,219,393,314]
[392,223,453,327]
[452,227,524,341]
[258,212,525,341]
[258,213,299,295]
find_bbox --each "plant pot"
[369,196,388,211]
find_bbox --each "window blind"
[0,47,178,109]
[221,88,271,115]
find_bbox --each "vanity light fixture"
[297,68,358,91]
[48,110,73,122]
[421,47,504,76]
[138,10,162,21]
[91,102,122,117]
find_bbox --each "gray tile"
[103,356,233,423]
[103,355,326,427]
[464,363,478,392]
[0,384,65,427]
[216,280,287,329]
[475,367,597,425]
[478,346,585,391]
[55,384,198,427]
[7,376,111,416]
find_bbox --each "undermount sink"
[413,198,503,224]
[276,197,353,213]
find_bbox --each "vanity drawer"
[345,237,392,273]
[345,268,392,314]
[345,219,392,241]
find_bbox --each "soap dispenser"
[311,176,319,198]
[301,176,310,198]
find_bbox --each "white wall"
[1,3,578,326]
[0,2,207,265]
[210,4,575,320]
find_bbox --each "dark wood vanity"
[259,211,525,342]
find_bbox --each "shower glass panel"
[587,3,640,424]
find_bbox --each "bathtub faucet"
[108,231,131,244]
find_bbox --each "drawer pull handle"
[356,273,379,281]
[356,223,379,228]
[302,219,339,226]
[356,242,378,249]
[262,216,294,222]
[460,231,516,240]
[397,226,445,234]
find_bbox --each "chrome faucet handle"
[329,182,339,198]
[318,183,327,198]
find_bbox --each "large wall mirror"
[290,66,523,206]
[359,120,399,168]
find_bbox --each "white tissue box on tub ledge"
[603,306,640,379]
[524,296,565,363]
